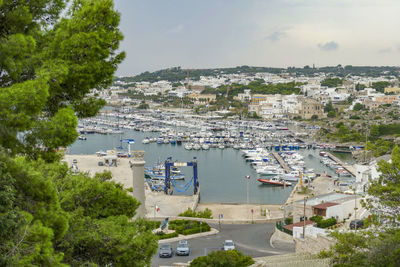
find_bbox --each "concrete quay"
[63,154,199,217]
[63,154,283,221]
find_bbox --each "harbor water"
[69,129,354,205]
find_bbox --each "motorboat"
[257,177,292,186]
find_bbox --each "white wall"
[293,226,328,239]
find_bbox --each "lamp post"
[246,175,250,205]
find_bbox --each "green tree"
[0,1,159,266]
[190,250,254,267]
[327,110,336,118]
[321,78,343,88]
[353,103,364,111]
[0,0,124,160]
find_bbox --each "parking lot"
[151,223,294,267]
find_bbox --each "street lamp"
[246,175,250,205]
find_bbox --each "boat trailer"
[164,157,199,195]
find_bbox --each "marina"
[68,109,357,205]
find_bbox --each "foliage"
[366,139,394,157]
[0,1,160,266]
[190,250,254,267]
[349,115,361,120]
[371,81,391,93]
[0,0,124,161]
[155,231,179,240]
[168,220,211,235]
[321,78,343,88]
[310,215,323,223]
[321,146,400,266]
[284,217,293,225]
[179,208,213,219]
[355,83,366,91]
[317,218,337,228]
[366,146,400,222]
[353,103,364,111]
[311,114,319,120]
[328,125,364,143]
[324,101,335,113]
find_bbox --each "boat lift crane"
[119,139,135,157]
[164,157,199,195]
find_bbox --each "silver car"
[223,240,235,251]
[176,240,190,256]
[159,244,173,258]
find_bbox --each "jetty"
[272,152,291,173]
[326,152,356,177]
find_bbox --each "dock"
[272,152,291,173]
[326,152,356,177]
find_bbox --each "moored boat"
[257,177,292,186]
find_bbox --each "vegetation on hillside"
[115,65,400,83]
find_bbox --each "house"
[384,86,400,94]
[298,97,323,119]
[188,93,216,105]
[292,192,362,222]
[237,89,251,102]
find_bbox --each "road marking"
[235,242,283,255]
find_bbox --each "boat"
[257,177,292,186]
[184,143,192,150]
[201,144,210,150]
[142,138,150,144]
[78,135,87,140]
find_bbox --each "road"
[151,223,294,267]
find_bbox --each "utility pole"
[303,197,306,236]
[354,188,358,232]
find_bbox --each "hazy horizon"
[114,0,400,76]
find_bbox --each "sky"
[114,0,400,76]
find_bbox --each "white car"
[223,240,235,251]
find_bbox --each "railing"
[276,221,293,235]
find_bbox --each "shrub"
[310,215,323,223]
[284,217,293,225]
[168,220,211,235]
[155,231,179,240]
[190,250,254,267]
[327,110,336,118]
[317,218,337,228]
[179,208,213,219]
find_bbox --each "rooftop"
[312,202,339,210]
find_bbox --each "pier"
[272,152,291,173]
[326,152,356,177]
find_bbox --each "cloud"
[266,31,287,41]
[378,47,392,53]
[165,24,184,35]
[317,41,339,51]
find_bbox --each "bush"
[284,217,293,225]
[179,208,213,219]
[310,215,323,223]
[327,110,336,118]
[155,231,179,240]
[168,220,211,235]
[317,218,337,228]
[350,115,360,120]
[311,115,318,120]
[190,250,254,267]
